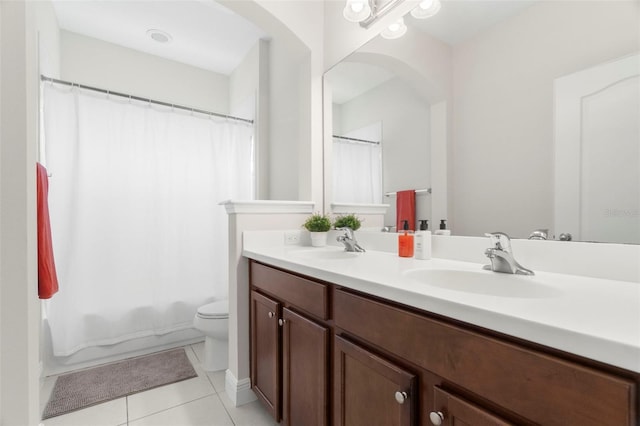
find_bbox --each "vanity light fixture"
[410,0,441,19]
[343,0,406,28]
[146,29,173,44]
[343,0,372,22]
[380,17,407,39]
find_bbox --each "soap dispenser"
[398,220,414,257]
[414,220,432,260]
[435,219,451,236]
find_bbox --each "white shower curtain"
[332,139,382,204]
[42,83,254,356]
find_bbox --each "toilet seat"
[196,300,228,319]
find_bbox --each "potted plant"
[333,214,362,231]
[303,213,332,247]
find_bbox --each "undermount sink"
[402,269,562,299]
[290,247,359,260]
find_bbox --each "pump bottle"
[434,219,451,236]
[398,220,414,257]
[414,219,432,260]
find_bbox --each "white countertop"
[243,242,640,373]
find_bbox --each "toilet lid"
[197,300,228,319]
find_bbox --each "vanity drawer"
[334,288,636,425]
[250,261,329,320]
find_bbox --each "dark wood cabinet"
[430,387,513,426]
[333,287,637,426]
[249,260,639,426]
[250,290,281,421]
[250,262,330,425]
[334,335,416,426]
[282,307,329,426]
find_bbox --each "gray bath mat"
[42,347,197,419]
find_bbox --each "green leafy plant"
[333,214,362,231]
[303,213,332,232]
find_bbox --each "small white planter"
[309,231,328,247]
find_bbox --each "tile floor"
[40,343,278,426]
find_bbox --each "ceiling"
[51,0,268,75]
[51,0,536,79]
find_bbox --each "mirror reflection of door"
[555,53,640,244]
[333,122,383,204]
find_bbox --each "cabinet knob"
[394,391,408,404]
[278,318,286,326]
[268,311,275,318]
[429,411,445,425]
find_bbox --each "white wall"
[1,1,60,422]
[219,0,324,207]
[258,1,323,205]
[267,36,305,200]
[230,39,270,199]
[230,40,260,120]
[35,0,60,79]
[0,1,41,424]
[451,1,640,238]
[60,30,230,114]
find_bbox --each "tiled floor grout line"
[214,391,237,426]
[126,385,218,425]
[188,344,202,363]
[131,394,215,425]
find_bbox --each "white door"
[554,53,639,244]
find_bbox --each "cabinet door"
[250,290,281,421]
[282,307,329,426]
[429,387,513,426]
[334,335,417,426]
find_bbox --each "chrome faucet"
[336,227,365,252]
[483,232,534,275]
[528,228,549,240]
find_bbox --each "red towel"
[37,163,59,299]
[396,190,416,231]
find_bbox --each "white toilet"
[193,299,229,372]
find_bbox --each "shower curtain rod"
[40,75,254,125]
[332,134,380,145]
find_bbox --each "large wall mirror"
[324,0,639,243]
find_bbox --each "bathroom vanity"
[245,243,639,426]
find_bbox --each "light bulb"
[343,0,371,23]
[411,0,441,19]
[418,0,434,10]
[380,17,407,40]
[350,2,364,13]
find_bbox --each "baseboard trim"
[224,369,257,406]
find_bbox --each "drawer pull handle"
[394,391,408,404]
[429,411,445,425]
[268,311,275,318]
[278,318,286,326]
